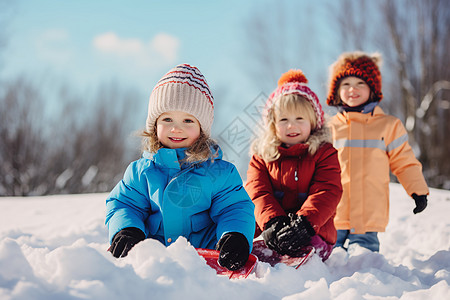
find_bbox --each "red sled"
[251,240,314,269]
[196,248,258,279]
[197,240,314,279]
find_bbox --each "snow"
[1,183,449,299]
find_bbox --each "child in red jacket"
[245,70,342,261]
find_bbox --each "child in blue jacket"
[106,64,255,271]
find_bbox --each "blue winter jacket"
[106,146,255,251]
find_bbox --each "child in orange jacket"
[245,70,342,261]
[326,52,429,253]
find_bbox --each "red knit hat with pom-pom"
[326,52,383,106]
[264,69,325,129]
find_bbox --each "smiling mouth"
[286,133,300,137]
[169,137,186,142]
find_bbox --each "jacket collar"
[144,148,186,169]
[278,143,309,157]
[337,105,385,122]
[338,101,379,114]
[276,125,332,157]
[143,144,223,169]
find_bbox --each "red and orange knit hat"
[326,52,383,106]
[264,70,325,129]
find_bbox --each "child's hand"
[412,194,428,214]
[109,227,146,258]
[216,232,249,271]
[276,215,315,257]
[261,216,290,253]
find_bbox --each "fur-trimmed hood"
[304,125,332,155]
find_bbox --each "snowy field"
[1,183,449,299]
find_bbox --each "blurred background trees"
[0,77,141,195]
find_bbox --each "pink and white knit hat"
[264,70,325,129]
[146,64,214,136]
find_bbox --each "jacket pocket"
[191,211,213,232]
[274,190,284,200]
[147,211,162,235]
[298,192,308,202]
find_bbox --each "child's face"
[274,110,311,147]
[156,111,201,149]
[339,76,371,107]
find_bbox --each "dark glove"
[276,214,315,257]
[412,193,427,214]
[216,232,250,271]
[261,215,290,253]
[109,227,146,258]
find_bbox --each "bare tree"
[243,0,324,92]
[57,81,141,194]
[382,0,450,188]
[0,78,47,195]
[45,81,142,195]
[0,77,142,196]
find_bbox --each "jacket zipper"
[294,165,298,181]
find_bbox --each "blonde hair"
[141,125,217,164]
[251,94,320,162]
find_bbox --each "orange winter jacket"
[329,106,429,234]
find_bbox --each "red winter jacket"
[245,140,342,244]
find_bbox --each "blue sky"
[1,0,257,97]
